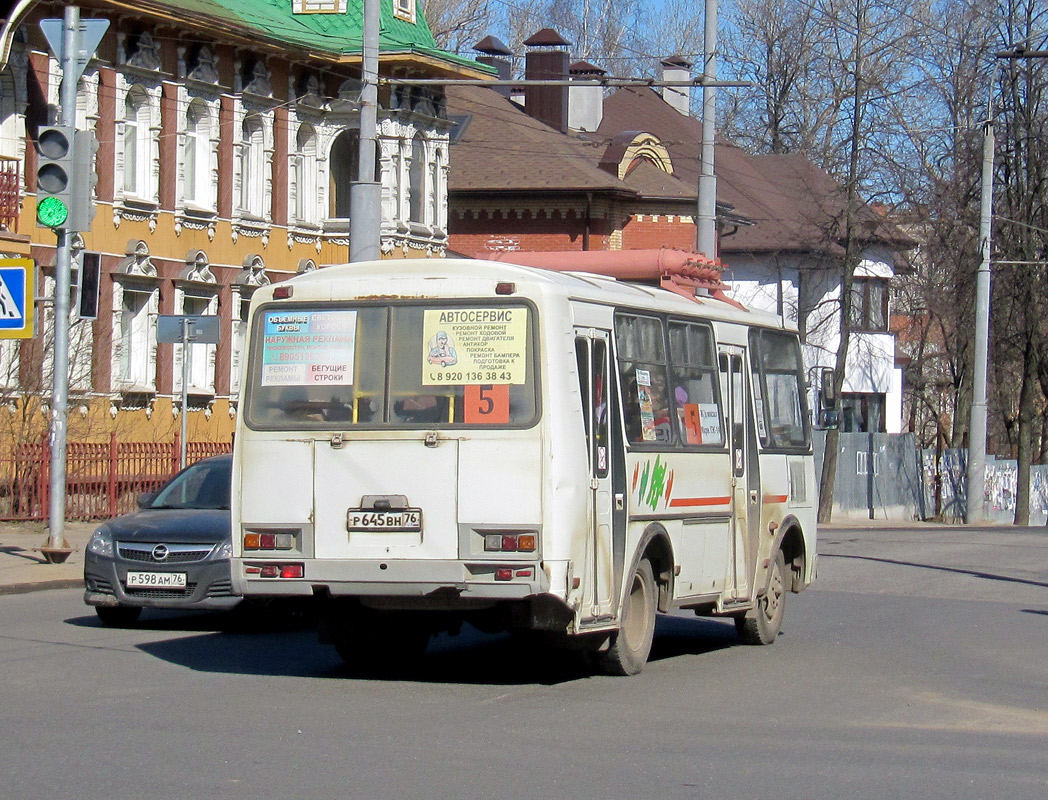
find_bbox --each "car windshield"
[149,459,231,510]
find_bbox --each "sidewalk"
[0,520,97,595]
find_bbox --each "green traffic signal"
[37,195,69,227]
[34,125,74,230]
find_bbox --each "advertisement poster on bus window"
[421,307,528,386]
[260,310,357,386]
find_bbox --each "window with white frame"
[430,146,444,229]
[239,114,265,218]
[392,0,416,23]
[182,98,213,209]
[409,133,425,224]
[0,340,18,389]
[329,129,359,219]
[122,87,153,199]
[294,124,318,225]
[230,289,252,397]
[115,283,157,389]
[175,292,218,394]
[37,269,94,394]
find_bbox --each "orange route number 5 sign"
[464,384,510,424]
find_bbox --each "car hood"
[98,509,231,543]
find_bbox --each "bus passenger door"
[575,330,622,616]
[719,349,761,602]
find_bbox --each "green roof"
[136,0,489,72]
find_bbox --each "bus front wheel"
[598,558,656,676]
[735,549,786,645]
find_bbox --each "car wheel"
[95,605,143,627]
[735,549,786,645]
[597,558,657,676]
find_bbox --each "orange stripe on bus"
[763,494,789,503]
[669,496,731,507]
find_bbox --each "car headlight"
[87,528,114,557]
[215,537,233,559]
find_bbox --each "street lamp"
[966,45,1048,525]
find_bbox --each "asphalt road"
[1,525,1046,799]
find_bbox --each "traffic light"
[69,129,98,232]
[34,125,75,229]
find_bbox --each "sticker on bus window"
[683,403,703,444]
[422,307,528,386]
[464,384,510,424]
[260,310,357,386]
[638,383,656,441]
[698,403,722,443]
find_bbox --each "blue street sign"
[0,258,35,339]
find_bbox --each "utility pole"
[350,0,381,262]
[966,46,1048,524]
[696,0,718,259]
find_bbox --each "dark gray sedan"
[84,454,236,626]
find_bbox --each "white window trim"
[173,288,219,395]
[115,78,162,207]
[177,93,220,214]
[111,278,159,393]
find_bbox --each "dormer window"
[393,0,416,24]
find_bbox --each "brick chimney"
[473,35,513,98]
[568,60,606,132]
[660,55,692,116]
[523,28,571,133]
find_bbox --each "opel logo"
[152,544,169,561]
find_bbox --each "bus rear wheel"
[598,558,656,676]
[735,549,786,645]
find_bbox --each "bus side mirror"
[815,367,838,429]
[818,409,840,429]
[820,367,837,405]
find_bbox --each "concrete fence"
[813,432,1048,525]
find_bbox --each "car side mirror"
[136,491,156,508]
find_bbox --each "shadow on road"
[821,552,1048,590]
[67,609,744,685]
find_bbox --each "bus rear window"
[246,303,538,429]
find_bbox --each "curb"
[0,579,84,596]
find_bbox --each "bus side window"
[615,314,672,445]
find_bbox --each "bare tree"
[420,0,493,54]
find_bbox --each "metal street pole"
[966,109,993,525]
[45,5,79,556]
[180,319,190,470]
[696,0,718,259]
[350,0,381,262]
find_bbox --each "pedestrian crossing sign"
[0,258,34,339]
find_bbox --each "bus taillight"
[484,533,537,552]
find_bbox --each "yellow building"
[0,0,489,449]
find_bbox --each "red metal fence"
[0,156,21,233]
[0,434,232,521]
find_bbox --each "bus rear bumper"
[233,557,551,602]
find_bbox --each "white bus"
[231,255,817,675]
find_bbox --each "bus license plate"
[347,509,422,532]
[126,571,187,588]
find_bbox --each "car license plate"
[126,571,187,588]
[346,509,422,532]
